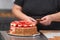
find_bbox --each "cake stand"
[0,31,48,40]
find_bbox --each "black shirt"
[14,0,60,30]
[14,0,60,16]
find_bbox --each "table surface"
[0,31,48,40]
[1,30,60,40]
[40,30,60,40]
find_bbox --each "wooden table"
[40,30,60,40]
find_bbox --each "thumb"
[29,17,37,25]
[29,17,36,22]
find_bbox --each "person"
[12,0,60,31]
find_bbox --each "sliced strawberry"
[29,24,33,27]
[15,25,18,27]
[10,20,35,28]
[19,21,26,24]
[23,24,28,27]
[17,23,22,27]
[11,23,16,27]
[18,24,22,27]
[10,21,17,27]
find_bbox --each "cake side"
[9,26,38,36]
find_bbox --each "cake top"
[10,20,35,28]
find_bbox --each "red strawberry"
[18,23,22,27]
[23,24,28,27]
[19,21,25,24]
[10,20,35,28]
[10,23,16,27]
[10,21,18,27]
[11,21,20,27]
[29,24,33,27]
[15,25,18,27]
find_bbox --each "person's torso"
[22,0,59,16]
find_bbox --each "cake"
[9,20,39,36]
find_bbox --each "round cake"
[9,20,39,36]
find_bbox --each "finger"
[40,20,46,24]
[29,17,37,25]
[36,19,41,23]
[40,20,51,26]
[40,18,49,23]
[23,17,31,22]
[40,18,47,24]
[44,22,51,25]
[40,17,46,21]
[40,19,48,24]
[30,17,37,22]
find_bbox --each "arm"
[12,4,37,24]
[40,12,60,25]
[49,12,60,22]
[12,4,29,20]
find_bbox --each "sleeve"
[14,0,24,7]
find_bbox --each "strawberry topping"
[10,20,35,28]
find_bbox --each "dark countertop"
[0,33,2,40]
[0,9,11,12]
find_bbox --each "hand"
[24,16,37,25]
[40,15,52,26]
